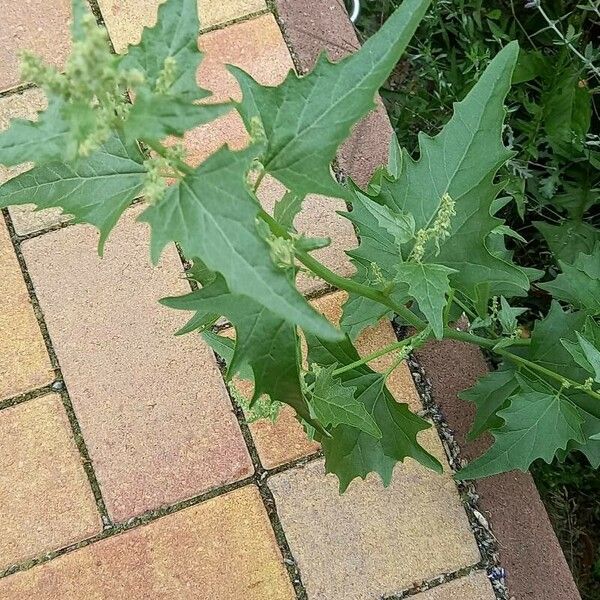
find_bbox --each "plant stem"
[495,348,600,401]
[258,209,430,329]
[331,337,416,377]
[143,138,195,176]
[535,2,600,78]
[258,208,598,401]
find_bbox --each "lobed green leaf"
[231,0,432,200]
[0,133,146,253]
[458,391,585,479]
[305,330,442,491]
[140,145,340,340]
[309,365,382,439]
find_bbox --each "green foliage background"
[355,1,600,596]
[357,0,599,281]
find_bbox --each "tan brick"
[414,572,496,599]
[97,0,267,54]
[242,292,424,468]
[268,435,481,600]
[0,485,295,599]
[21,207,252,521]
[251,405,321,469]
[0,394,101,569]
[0,220,53,400]
[199,0,266,28]
[0,0,71,92]
[0,90,70,235]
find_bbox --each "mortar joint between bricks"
[199,9,273,35]
[270,7,308,77]
[211,355,311,600]
[383,564,489,599]
[0,81,38,100]
[0,384,58,413]
[177,252,310,600]
[392,318,510,600]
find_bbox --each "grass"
[532,456,600,599]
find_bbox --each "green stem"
[258,209,429,330]
[143,138,195,176]
[331,337,417,377]
[495,348,600,401]
[258,209,598,400]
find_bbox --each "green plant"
[357,0,599,278]
[1,0,599,491]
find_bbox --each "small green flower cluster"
[266,236,297,271]
[229,382,282,423]
[142,144,186,204]
[409,192,456,262]
[20,14,144,156]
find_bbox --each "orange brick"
[0,220,53,400]
[251,405,321,469]
[0,394,101,569]
[0,486,295,600]
[257,176,356,295]
[0,0,71,92]
[187,14,294,166]
[21,207,252,521]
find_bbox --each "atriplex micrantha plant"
[1,0,599,490]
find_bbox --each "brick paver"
[0,0,71,92]
[191,14,293,164]
[0,485,295,599]
[199,0,266,28]
[266,294,480,599]
[269,442,481,600]
[0,219,53,400]
[98,0,267,54]
[21,207,252,521]
[414,572,496,599]
[0,394,101,570]
[0,91,70,236]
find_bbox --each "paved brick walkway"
[1,1,499,598]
